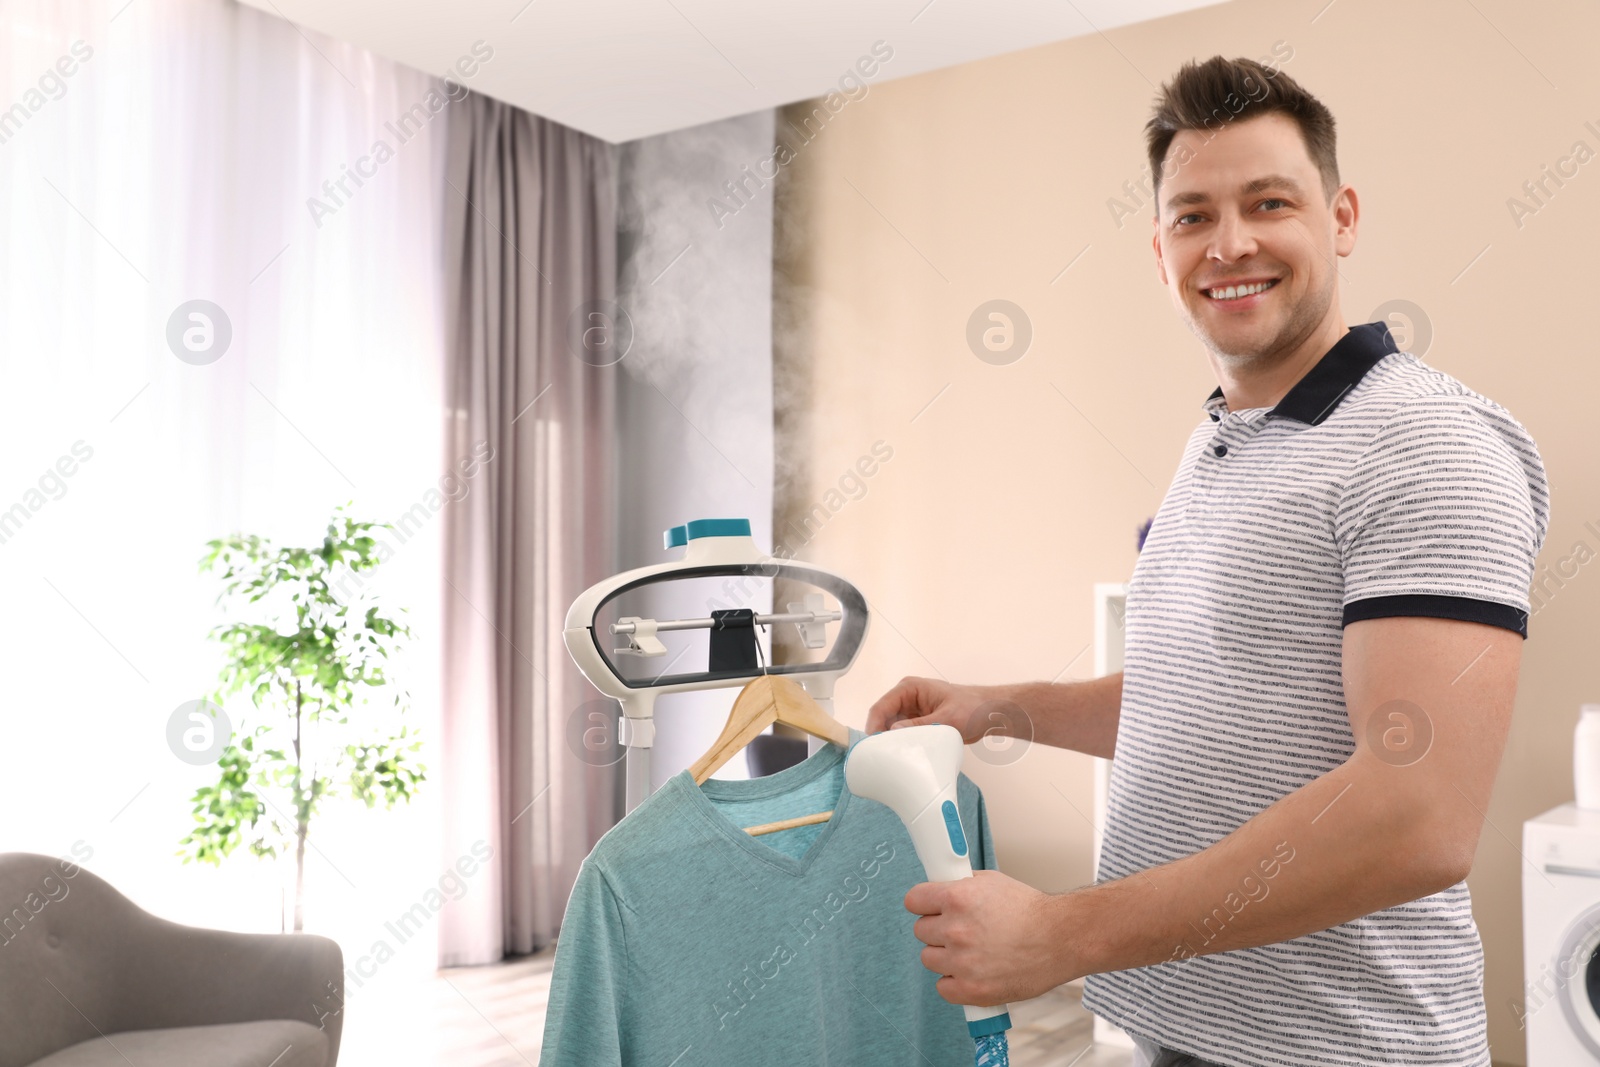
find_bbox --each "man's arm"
[866,672,1124,757]
[989,671,1123,759]
[1057,615,1520,979]
[910,615,1523,1005]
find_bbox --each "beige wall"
[771,2,1600,1063]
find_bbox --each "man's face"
[1151,111,1355,368]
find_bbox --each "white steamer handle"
[905,786,1011,1029]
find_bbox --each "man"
[865,56,1549,1067]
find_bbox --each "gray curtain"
[438,94,621,965]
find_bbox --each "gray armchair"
[0,853,344,1067]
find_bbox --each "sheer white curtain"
[0,0,453,995]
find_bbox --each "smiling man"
[866,57,1550,1067]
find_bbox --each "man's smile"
[1201,277,1281,306]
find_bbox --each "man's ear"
[1151,215,1168,286]
[1331,183,1359,258]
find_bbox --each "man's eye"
[1176,200,1287,227]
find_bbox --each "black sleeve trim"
[1342,594,1528,639]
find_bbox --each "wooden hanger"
[688,674,851,837]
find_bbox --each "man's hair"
[1145,56,1339,215]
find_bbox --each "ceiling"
[237,0,1230,144]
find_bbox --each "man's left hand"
[904,869,1081,1006]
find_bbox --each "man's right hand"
[864,675,1001,743]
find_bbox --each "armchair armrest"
[115,915,345,1063]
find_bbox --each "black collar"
[1204,321,1401,425]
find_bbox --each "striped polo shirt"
[1081,321,1550,1067]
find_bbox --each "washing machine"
[1524,803,1600,1063]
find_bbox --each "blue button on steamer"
[940,800,967,857]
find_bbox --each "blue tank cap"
[662,518,750,550]
[685,518,750,540]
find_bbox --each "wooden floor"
[334,948,1136,1066]
[331,949,1533,1065]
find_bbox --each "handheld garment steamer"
[845,724,1014,1067]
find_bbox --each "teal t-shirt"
[539,726,999,1066]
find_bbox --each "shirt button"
[1213,444,1228,457]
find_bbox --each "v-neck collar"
[672,727,865,877]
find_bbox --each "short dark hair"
[1145,56,1339,216]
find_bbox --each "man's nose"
[1207,210,1257,264]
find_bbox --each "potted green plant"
[179,505,425,932]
